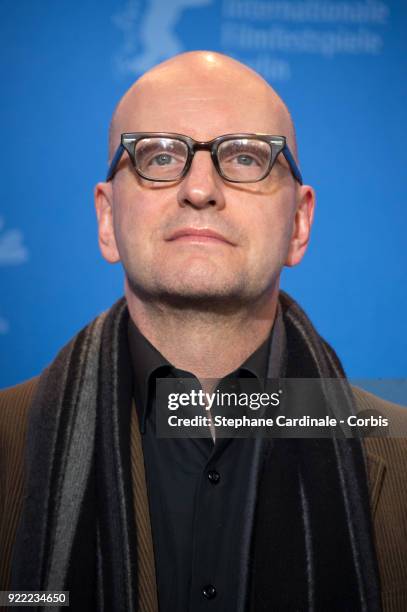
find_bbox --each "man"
[0,51,406,611]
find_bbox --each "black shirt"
[128,317,284,612]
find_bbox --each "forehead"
[113,76,289,142]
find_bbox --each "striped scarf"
[11,293,382,611]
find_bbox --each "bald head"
[108,51,298,163]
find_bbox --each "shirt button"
[207,470,221,484]
[202,584,217,599]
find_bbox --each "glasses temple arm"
[282,145,303,185]
[106,143,125,181]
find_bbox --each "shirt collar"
[127,310,284,431]
[128,319,171,430]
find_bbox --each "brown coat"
[1,378,406,610]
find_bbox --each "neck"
[125,280,279,380]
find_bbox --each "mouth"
[166,227,236,246]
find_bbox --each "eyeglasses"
[106,132,303,185]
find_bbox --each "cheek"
[112,187,156,262]
[246,200,295,268]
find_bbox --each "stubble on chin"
[125,260,275,316]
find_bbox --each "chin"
[159,266,239,295]
[160,279,234,299]
[151,273,259,311]
[126,262,274,308]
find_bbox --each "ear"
[94,181,121,263]
[285,184,315,267]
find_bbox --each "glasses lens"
[134,137,188,180]
[217,139,272,181]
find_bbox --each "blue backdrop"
[1,0,406,389]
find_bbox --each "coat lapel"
[364,450,386,518]
[130,400,159,612]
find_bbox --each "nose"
[176,151,226,210]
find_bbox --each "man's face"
[96,66,314,308]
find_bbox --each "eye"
[135,137,189,179]
[217,138,272,181]
[219,141,269,168]
[235,154,257,166]
[149,153,175,166]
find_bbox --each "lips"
[166,227,235,245]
